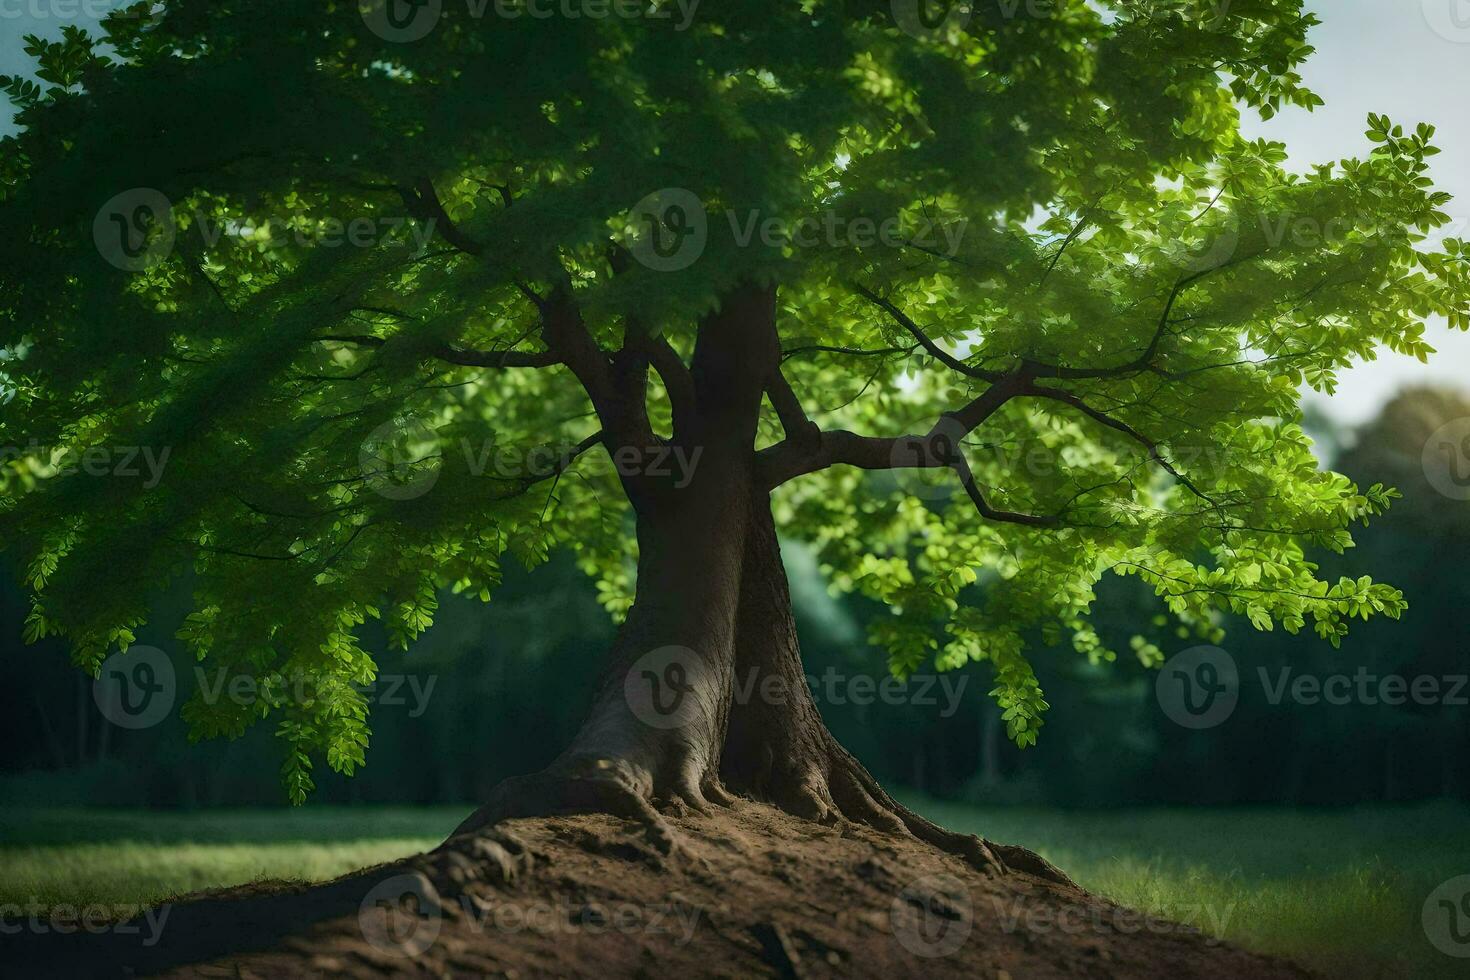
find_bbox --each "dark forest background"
[3,387,1467,811]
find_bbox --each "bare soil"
[12,801,1314,979]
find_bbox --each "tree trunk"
[453,484,1070,883]
[450,282,1066,881]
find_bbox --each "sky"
[2,0,1467,425]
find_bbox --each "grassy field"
[0,801,1465,978]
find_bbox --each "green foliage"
[1,1,1465,797]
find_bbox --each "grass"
[912,798,1470,980]
[1,801,1465,978]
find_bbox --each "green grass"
[1,802,1465,978]
[911,798,1470,980]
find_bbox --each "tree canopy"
[2,1,1466,799]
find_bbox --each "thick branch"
[622,330,696,440]
[949,449,1062,527]
[400,177,485,257]
[757,373,1029,488]
[766,367,819,449]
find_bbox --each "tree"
[1,1,1466,874]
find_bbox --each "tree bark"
[453,485,1071,884]
[451,282,1068,882]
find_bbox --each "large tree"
[1,0,1466,871]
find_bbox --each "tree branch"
[851,282,1004,382]
[757,373,1030,488]
[400,177,485,257]
[766,366,820,449]
[622,330,696,440]
[1022,382,1216,506]
[781,342,919,361]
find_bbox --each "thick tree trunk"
[451,282,1067,882]
[452,464,752,841]
[453,484,1070,883]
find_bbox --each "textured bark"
[452,283,1068,884]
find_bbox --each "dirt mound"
[14,802,1312,979]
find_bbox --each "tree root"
[448,755,721,863]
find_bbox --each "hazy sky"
[2,0,1466,424]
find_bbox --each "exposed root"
[734,733,1076,888]
[449,757,695,863]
